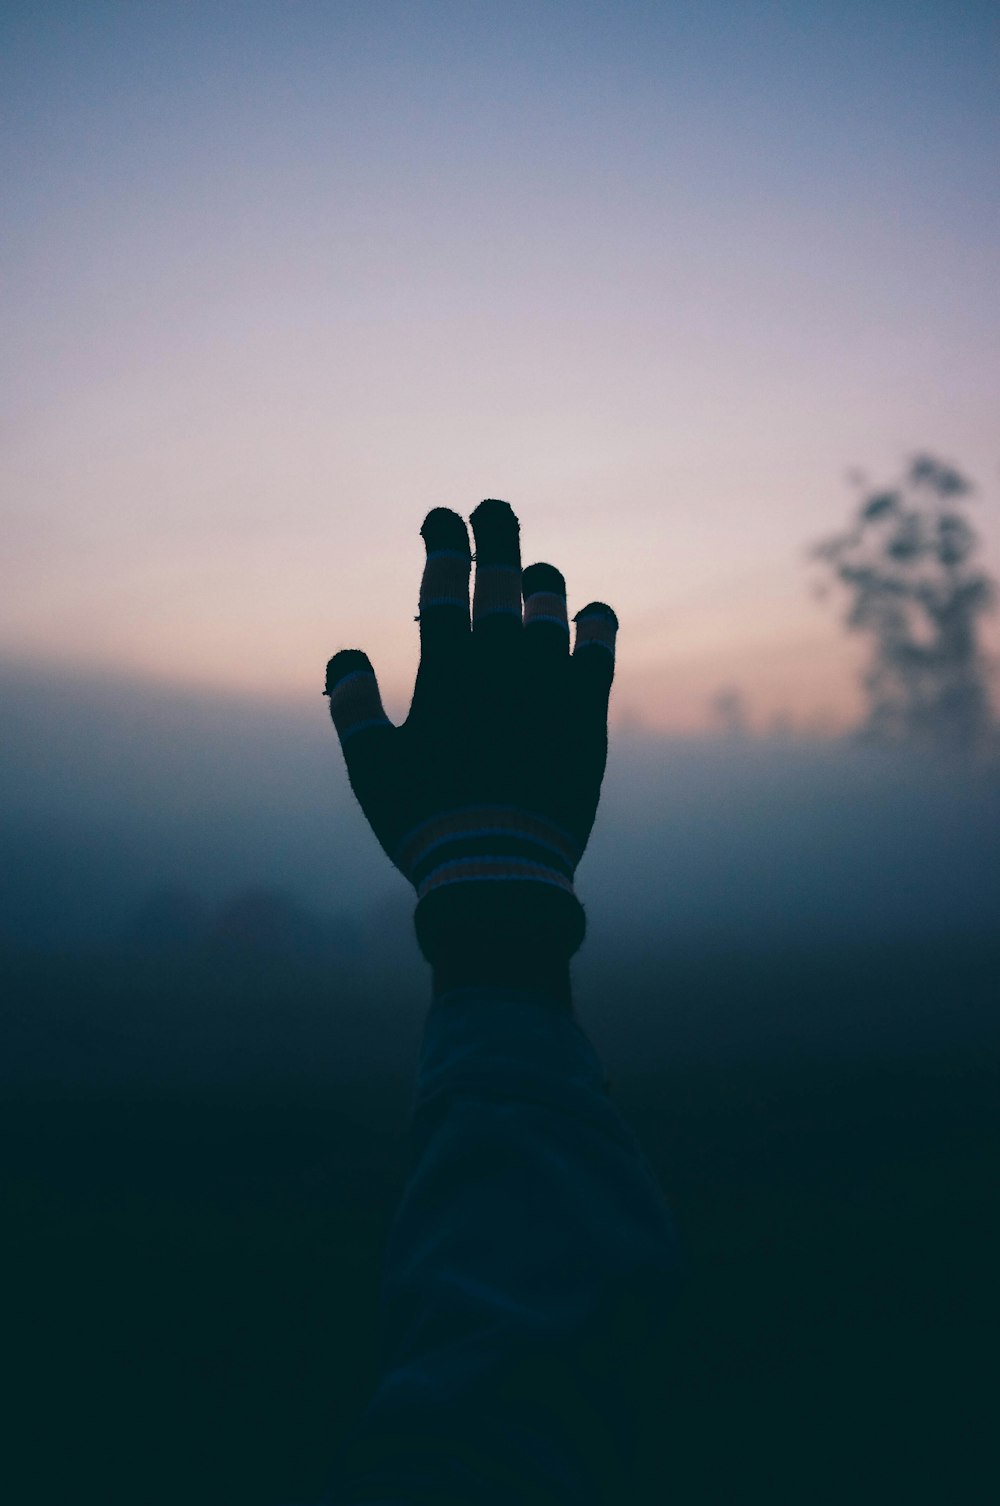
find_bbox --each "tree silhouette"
[813,455,998,751]
[710,685,749,737]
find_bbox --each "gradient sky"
[3,1,998,732]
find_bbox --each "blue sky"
[3,1,998,730]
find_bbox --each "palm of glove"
[325,499,618,960]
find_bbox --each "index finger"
[471,497,522,642]
[418,507,472,669]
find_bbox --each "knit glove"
[324,499,618,972]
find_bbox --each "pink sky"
[3,4,998,734]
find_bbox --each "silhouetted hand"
[325,499,617,977]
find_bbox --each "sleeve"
[323,987,682,1506]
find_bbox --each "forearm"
[326,982,680,1505]
[431,954,572,1011]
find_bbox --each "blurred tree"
[710,686,749,737]
[207,887,318,962]
[813,455,998,751]
[204,886,362,967]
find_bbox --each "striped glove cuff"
[394,805,582,902]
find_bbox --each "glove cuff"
[394,804,582,901]
[399,806,587,970]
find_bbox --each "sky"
[3,1,999,733]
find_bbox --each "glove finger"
[523,562,569,668]
[324,649,395,783]
[418,508,471,672]
[571,602,618,727]
[471,498,522,644]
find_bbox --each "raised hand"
[324,499,618,978]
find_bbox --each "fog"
[5,657,998,936]
[5,658,998,1505]
[3,656,998,1091]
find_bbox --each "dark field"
[5,937,997,1505]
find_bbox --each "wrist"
[414,882,585,1012]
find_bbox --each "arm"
[322,501,679,1505]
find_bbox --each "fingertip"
[421,508,470,555]
[472,497,517,525]
[324,650,393,750]
[325,648,374,695]
[573,601,618,630]
[523,562,566,598]
[572,603,618,666]
[523,562,569,647]
[470,497,521,565]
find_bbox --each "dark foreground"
[5,940,998,1505]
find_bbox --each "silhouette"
[6,518,998,1504]
[321,500,678,1503]
[813,455,998,752]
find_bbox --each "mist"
[7,657,997,939]
[4,657,997,1095]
